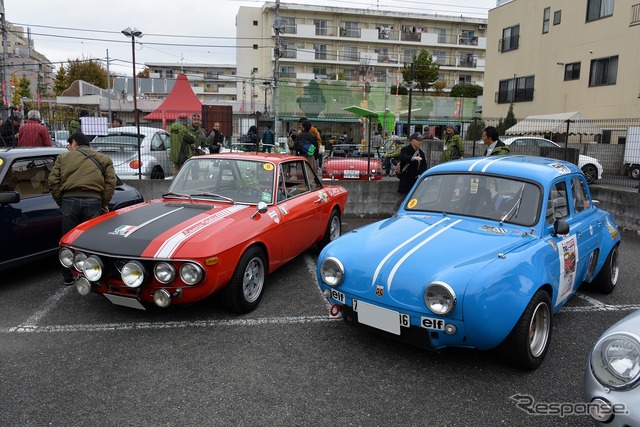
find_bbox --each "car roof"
[107,126,168,138]
[426,155,582,183]
[0,147,67,159]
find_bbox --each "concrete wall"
[123,179,640,235]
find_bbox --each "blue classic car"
[317,155,621,370]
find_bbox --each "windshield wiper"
[162,191,192,200]
[500,183,525,224]
[190,192,236,204]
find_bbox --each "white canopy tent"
[505,111,602,136]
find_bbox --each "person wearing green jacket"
[442,124,464,162]
[482,126,510,156]
[169,114,197,175]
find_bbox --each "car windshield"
[406,173,542,226]
[167,158,276,205]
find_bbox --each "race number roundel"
[263,163,274,171]
[407,198,418,209]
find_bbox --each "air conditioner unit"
[479,24,486,30]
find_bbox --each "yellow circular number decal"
[407,198,418,209]
[263,163,274,171]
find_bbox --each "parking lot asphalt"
[1,224,639,426]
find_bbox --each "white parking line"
[304,253,331,310]
[562,293,640,312]
[16,285,73,330]
[3,315,339,334]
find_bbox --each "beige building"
[236,2,488,112]
[483,0,640,120]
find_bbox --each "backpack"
[300,141,316,156]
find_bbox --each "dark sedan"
[0,147,144,270]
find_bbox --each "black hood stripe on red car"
[68,202,220,257]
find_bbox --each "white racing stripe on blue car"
[371,217,451,286]
[387,219,463,288]
[467,156,509,173]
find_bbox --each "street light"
[122,27,143,179]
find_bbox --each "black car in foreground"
[0,147,144,271]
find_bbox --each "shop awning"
[505,111,602,135]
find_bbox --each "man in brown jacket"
[49,132,116,285]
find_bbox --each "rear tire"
[150,166,165,180]
[592,245,619,294]
[631,167,640,180]
[581,164,597,184]
[221,246,266,313]
[319,209,341,249]
[499,289,552,370]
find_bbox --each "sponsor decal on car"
[375,285,384,297]
[268,210,280,224]
[109,225,138,236]
[407,198,418,209]
[606,218,619,239]
[480,225,509,235]
[549,163,571,174]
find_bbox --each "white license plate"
[104,294,146,310]
[343,169,360,179]
[353,300,408,335]
[329,289,345,304]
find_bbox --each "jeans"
[60,197,103,283]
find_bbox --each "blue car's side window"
[546,181,569,225]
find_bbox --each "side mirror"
[553,218,569,236]
[250,201,269,219]
[0,191,20,206]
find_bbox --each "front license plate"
[104,294,146,310]
[343,169,360,179]
[353,300,405,335]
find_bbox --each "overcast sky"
[5,0,496,76]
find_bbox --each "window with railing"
[589,56,618,86]
[564,62,581,81]
[314,19,328,36]
[314,44,327,60]
[434,28,447,43]
[497,75,534,103]
[376,24,392,40]
[403,49,417,64]
[586,0,614,22]
[400,25,422,42]
[282,42,297,59]
[500,25,520,52]
[313,67,328,79]
[432,51,446,65]
[341,22,360,38]
[459,30,477,45]
[343,46,359,62]
[376,47,390,63]
[459,53,477,68]
[281,17,296,34]
[279,66,296,79]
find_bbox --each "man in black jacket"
[394,133,428,213]
[0,113,22,147]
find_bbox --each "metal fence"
[28,105,640,190]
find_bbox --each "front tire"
[500,289,552,370]
[319,209,341,249]
[221,246,267,313]
[150,166,165,180]
[593,245,619,294]
[631,167,640,180]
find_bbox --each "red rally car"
[59,153,348,312]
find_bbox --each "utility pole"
[106,49,112,122]
[272,0,282,137]
[407,62,415,135]
[250,68,256,114]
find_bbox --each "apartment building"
[116,62,239,104]
[1,21,55,108]
[483,0,640,120]
[236,2,488,119]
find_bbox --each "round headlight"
[591,332,640,389]
[72,252,87,272]
[154,262,176,284]
[82,256,103,282]
[153,289,172,308]
[121,261,145,288]
[59,247,74,268]
[424,282,456,315]
[180,262,204,286]
[320,257,344,287]
[75,277,92,296]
